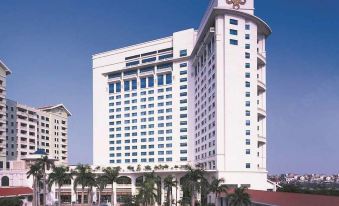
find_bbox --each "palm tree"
[181,166,206,206]
[209,178,228,206]
[136,178,158,206]
[73,164,94,204]
[96,175,108,205]
[102,166,120,206]
[36,155,55,206]
[47,166,73,206]
[164,175,177,206]
[27,162,43,206]
[86,173,97,205]
[227,187,251,206]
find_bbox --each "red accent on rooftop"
[221,190,339,206]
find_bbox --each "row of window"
[109,74,173,93]
[110,157,188,164]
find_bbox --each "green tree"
[73,164,94,204]
[26,162,42,206]
[0,197,23,206]
[227,187,251,206]
[209,178,228,206]
[47,166,73,206]
[120,195,138,206]
[102,166,120,206]
[164,175,177,206]
[96,175,108,205]
[181,166,206,206]
[36,155,55,206]
[136,177,158,206]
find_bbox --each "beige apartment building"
[6,100,71,164]
[0,60,11,170]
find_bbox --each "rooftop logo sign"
[226,0,247,10]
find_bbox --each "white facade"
[93,0,271,190]
[0,60,11,170]
[93,29,195,167]
[6,100,71,164]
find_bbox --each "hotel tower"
[93,0,271,190]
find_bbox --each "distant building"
[0,60,11,170]
[6,100,71,164]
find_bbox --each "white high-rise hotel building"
[93,0,271,190]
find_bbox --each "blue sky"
[0,0,338,174]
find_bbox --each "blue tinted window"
[230,29,238,35]
[116,82,121,92]
[230,39,238,45]
[132,79,137,90]
[180,63,187,68]
[159,54,173,60]
[166,74,172,84]
[109,83,114,93]
[158,75,164,86]
[126,60,139,67]
[230,19,238,25]
[148,76,154,87]
[124,80,130,91]
[180,49,187,57]
[141,78,146,88]
[142,57,156,64]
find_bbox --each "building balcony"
[257,52,266,66]
[258,135,267,144]
[258,107,267,119]
[0,93,5,99]
[257,80,266,93]
[0,126,6,132]
[17,111,27,117]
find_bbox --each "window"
[245,52,250,59]
[142,57,156,64]
[245,44,250,49]
[126,60,139,67]
[245,34,250,40]
[159,54,173,60]
[245,24,250,30]
[230,29,238,35]
[158,75,164,86]
[245,73,250,78]
[246,139,251,145]
[180,71,187,75]
[132,79,137,90]
[141,78,146,88]
[180,63,187,68]
[246,149,251,155]
[230,19,238,25]
[116,82,121,92]
[230,39,238,45]
[246,92,250,97]
[109,83,114,93]
[246,163,251,169]
[148,76,154,87]
[246,101,250,107]
[166,73,172,84]
[124,80,130,91]
[180,49,188,57]
[246,111,250,116]
[245,81,250,88]
[246,120,251,126]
